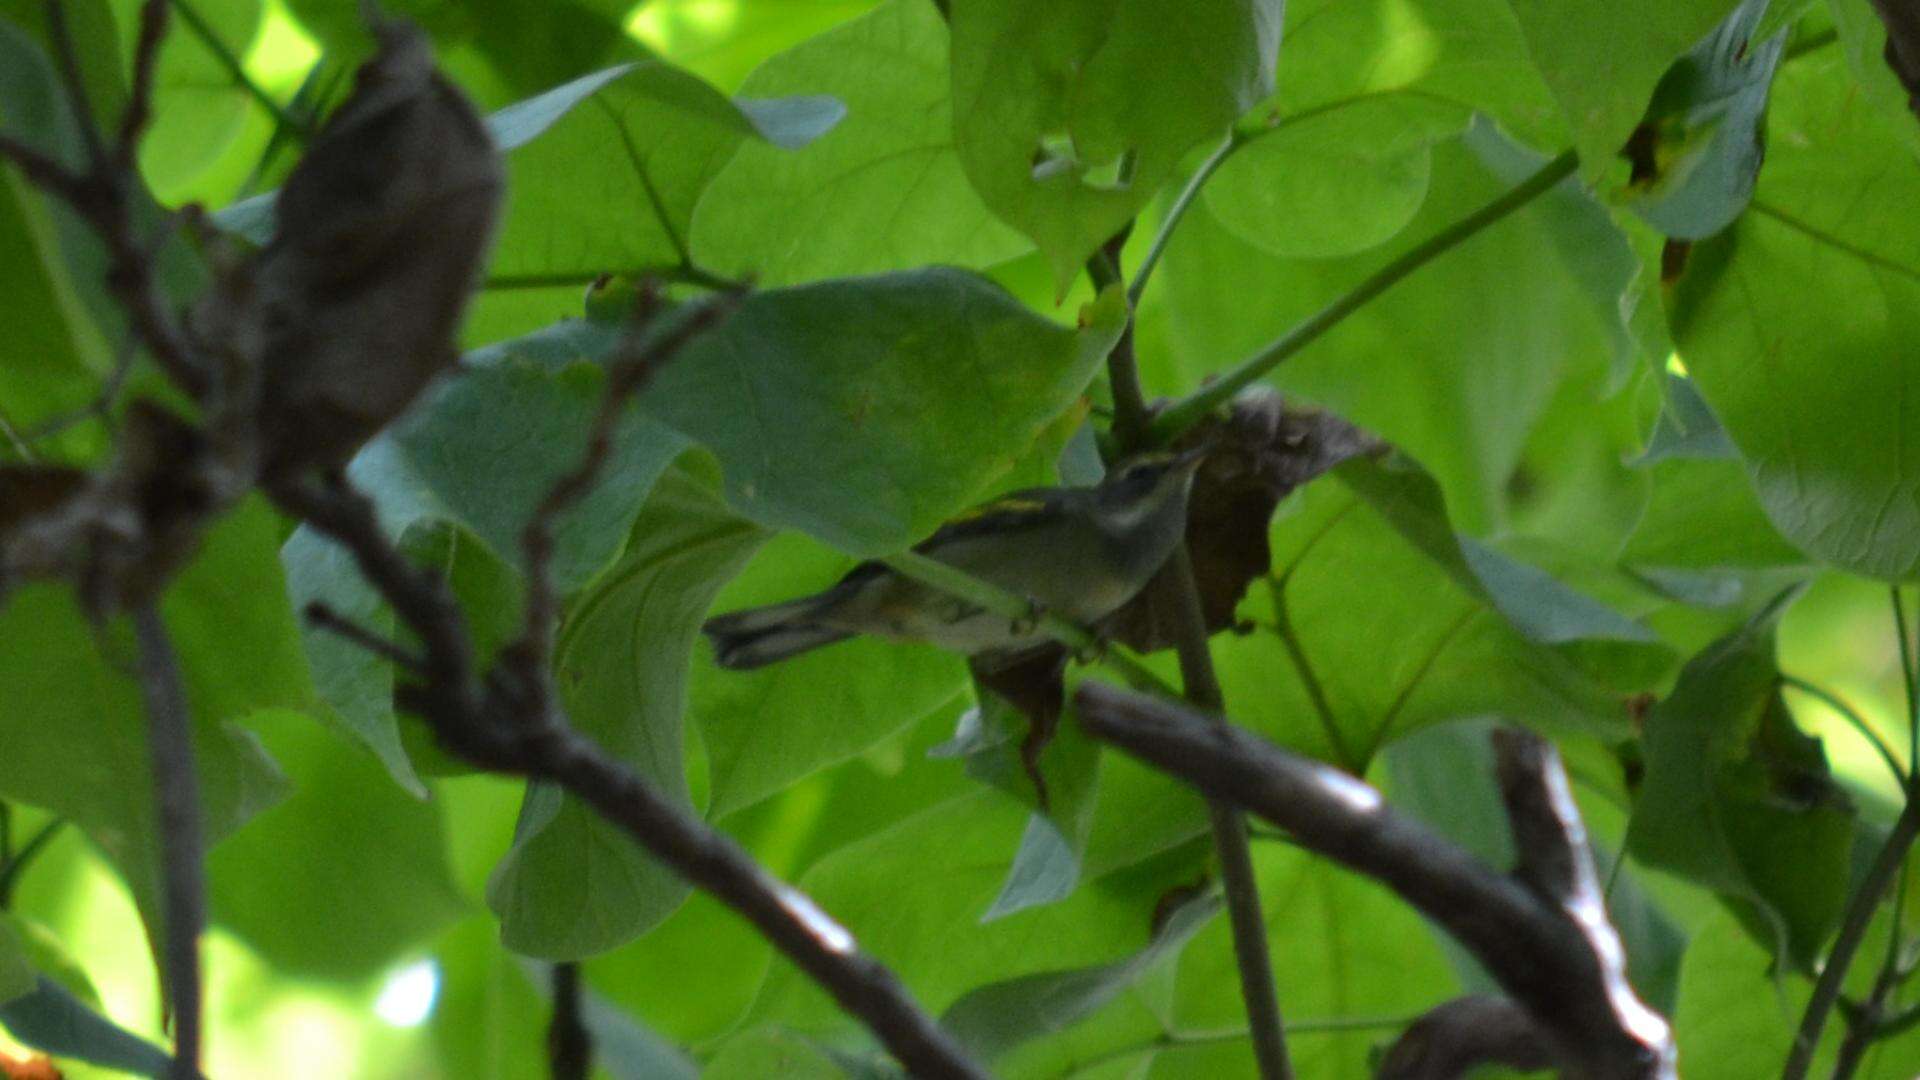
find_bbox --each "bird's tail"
[702,596,853,669]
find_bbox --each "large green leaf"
[0,19,114,440]
[748,791,1196,1032]
[690,0,1030,285]
[1205,95,1470,260]
[1503,0,1744,178]
[488,460,766,958]
[1271,0,1563,150]
[1158,842,1460,1079]
[1213,461,1643,770]
[0,919,30,1004]
[1158,138,1618,533]
[1620,0,1786,240]
[484,59,843,291]
[948,0,1283,289]
[1667,51,1920,580]
[942,891,1220,1062]
[638,269,1127,556]
[126,0,262,200]
[0,501,300,920]
[1625,591,1856,970]
[205,710,468,981]
[283,322,692,791]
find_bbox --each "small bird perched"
[702,447,1207,669]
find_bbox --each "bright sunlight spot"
[373,959,441,1028]
[244,0,321,88]
[1665,351,1689,376]
[1367,0,1442,91]
[629,0,743,52]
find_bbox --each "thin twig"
[1785,591,1920,1080]
[302,601,426,672]
[1780,676,1908,788]
[118,0,174,166]
[273,458,986,1080]
[547,962,591,1080]
[1090,222,1293,1078]
[1146,150,1579,446]
[131,603,206,1080]
[1129,131,1241,307]
[516,288,732,673]
[0,1,209,401]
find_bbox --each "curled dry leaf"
[248,20,503,479]
[1106,387,1384,652]
[983,388,1382,758]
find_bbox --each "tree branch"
[1073,683,1677,1080]
[1785,791,1920,1078]
[271,329,986,1078]
[548,962,591,1080]
[0,0,209,401]
[1374,995,1556,1080]
[130,604,206,1080]
[1090,225,1293,1078]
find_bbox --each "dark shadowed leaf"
[1625,589,1856,970]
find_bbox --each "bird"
[702,446,1207,670]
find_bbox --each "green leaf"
[217,59,843,262]
[690,0,1030,286]
[1667,51,1920,580]
[1621,377,1809,593]
[0,977,174,1078]
[942,891,1220,1062]
[1273,0,1562,149]
[1213,467,1638,770]
[1670,914,1807,1079]
[1621,0,1786,240]
[749,791,1193,1031]
[284,325,691,790]
[1166,842,1459,1078]
[485,60,842,290]
[930,690,1102,921]
[1205,95,1470,259]
[0,19,115,439]
[705,1025,860,1080]
[638,269,1127,556]
[0,918,31,1004]
[1502,0,1744,179]
[488,461,766,958]
[948,0,1283,289]
[1829,0,1920,158]
[206,710,468,981]
[0,502,298,922]
[130,0,262,201]
[1158,138,1618,533]
[1625,590,1856,970]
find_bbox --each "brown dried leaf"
[253,20,503,478]
[1105,387,1382,652]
